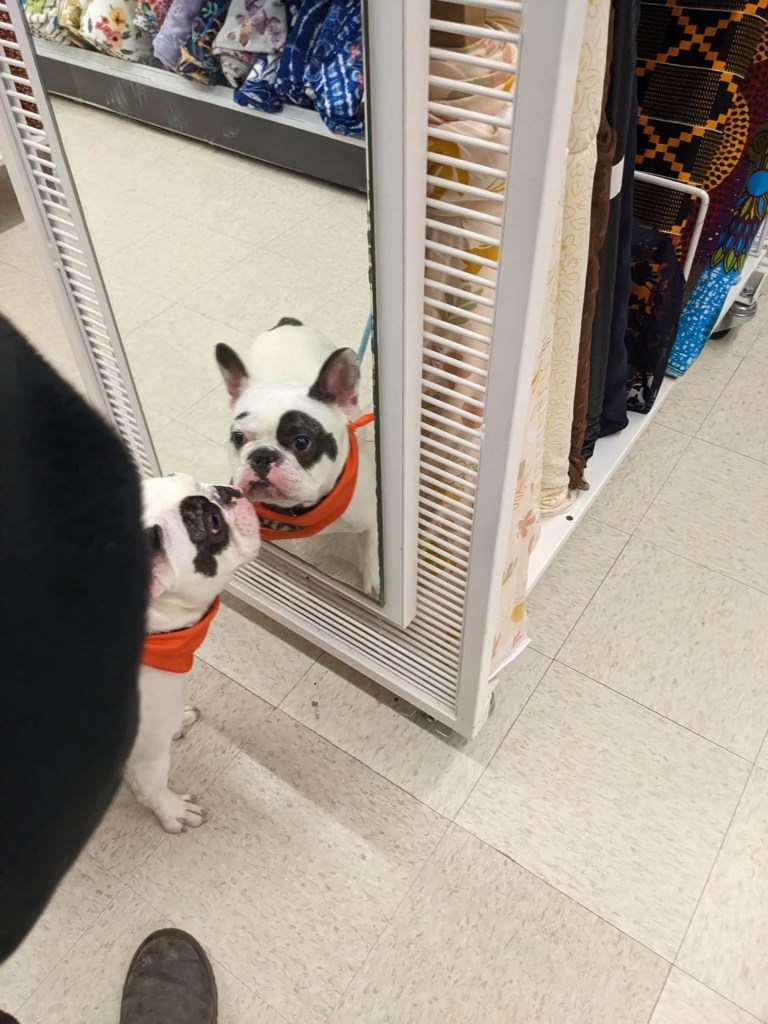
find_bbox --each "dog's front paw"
[153,790,207,833]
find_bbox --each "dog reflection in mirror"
[215,318,379,597]
[126,474,260,832]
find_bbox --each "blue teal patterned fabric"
[234,51,283,110]
[669,128,768,376]
[304,0,363,136]
[178,0,231,83]
[275,0,330,107]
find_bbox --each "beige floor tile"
[198,593,320,706]
[743,304,768,364]
[699,358,768,463]
[123,305,251,423]
[559,539,768,759]
[0,853,121,1014]
[588,423,690,534]
[280,647,549,818]
[678,768,768,1021]
[186,248,360,336]
[636,439,768,594]
[178,382,232,445]
[330,825,668,1024]
[650,969,761,1024]
[0,261,84,392]
[100,221,254,305]
[87,661,270,880]
[527,517,628,658]
[266,191,369,287]
[17,886,270,1024]
[756,735,768,770]
[0,221,47,278]
[102,276,173,338]
[307,276,372,357]
[153,419,230,484]
[655,346,741,436]
[457,663,748,958]
[130,713,447,1024]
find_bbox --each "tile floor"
[2,105,768,1024]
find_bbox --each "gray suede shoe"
[120,929,217,1023]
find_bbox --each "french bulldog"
[215,318,379,596]
[125,473,260,832]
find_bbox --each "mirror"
[28,0,381,599]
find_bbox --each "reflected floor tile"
[699,358,768,464]
[559,539,768,759]
[589,423,690,534]
[636,439,768,594]
[17,886,273,1024]
[130,713,447,1024]
[308,276,373,357]
[678,768,768,1021]
[87,661,270,881]
[186,248,360,336]
[123,305,251,423]
[101,221,254,305]
[650,969,761,1024]
[457,663,748,958]
[655,346,741,436]
[0,853,121,1015]
[198,593,320,706]
[0,221,46,278]
[267,191,369,288]
[281,647,550,818]
[178,382,231,445]
[330,825,668,1024]
[153,420,230,485]
[527,517,628,658]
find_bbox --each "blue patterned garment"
[234,51,283,110]
[178,0,231,84]
[304,0,363,136]
[669,132,768,376]
[275,0,330,107]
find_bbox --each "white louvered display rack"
[0,0,587,739]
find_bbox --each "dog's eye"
[293,434,313,453]
[231,430,246,449]
[209,511,222,535]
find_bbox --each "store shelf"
[34,40,367,191]
[527,376,676,588]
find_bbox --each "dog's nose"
[249,447,282,477]
[213,485,242,507]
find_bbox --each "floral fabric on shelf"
[133,0,171,35]
[80,0,151,59]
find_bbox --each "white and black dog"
[215,318,379,596]
[125,473,260,832]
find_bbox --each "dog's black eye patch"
[179,495,230,576]
[276,410,337,468]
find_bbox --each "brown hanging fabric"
[568,9,616,491]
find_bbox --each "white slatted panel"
[0,1,156,477]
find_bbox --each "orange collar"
[141,597,220,674]
[253,413,374,541]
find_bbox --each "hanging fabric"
[626,223,685,409]
[580,0,639,463]
[568,5,617,491]
[629,0,768,374]
[491,0,610,671]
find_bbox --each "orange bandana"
[141,597,220,674]
[253,413,374,541]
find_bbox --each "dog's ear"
[308,348,360,417]
[146,524,172,600]
[216,343,249,405]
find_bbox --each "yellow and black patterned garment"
[634,0,768,245]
